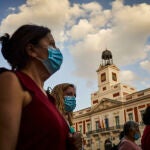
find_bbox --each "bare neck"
[20,63,50,94]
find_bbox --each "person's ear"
[26,44,37,57]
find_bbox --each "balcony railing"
[86,123,145,136]
[86,125,124,136]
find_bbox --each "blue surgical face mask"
[40,46,63,75]
[64,96,76,112]
[134,133,140,140]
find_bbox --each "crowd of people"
[0,24,149,150]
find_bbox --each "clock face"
[101,73,106,82]
[112,72,117,81]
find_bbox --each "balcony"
[86,125,124,136]
[86,124,145,137]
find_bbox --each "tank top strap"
[14,71,41,93]
[14,71,56,105]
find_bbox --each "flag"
[101,116,105,128]
[99,116,102,128]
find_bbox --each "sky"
[0,0,150,111]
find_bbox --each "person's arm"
[0,72,24,150]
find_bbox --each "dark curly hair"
[142,106,150,125]
[0,24,50,70]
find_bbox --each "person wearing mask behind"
[0,24,77,150]
[118,121,141,150]
[50,83,82,150]
[141,106,150,150]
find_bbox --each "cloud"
[69,28,112,80]
[69,19,95,40]
[119,69,150,91]
[67,0,150,81]
[0,0,70,42]
[120,70,138,82]
[1,0,150,85]
[144,44,150,52]
[141,80,150,88]
[82,2,111,28]
[140,60,150,73]
[8,7,16,12]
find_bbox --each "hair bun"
[0,33,10,60]
[0,33,10,43]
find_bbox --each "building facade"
[73,50,150,150]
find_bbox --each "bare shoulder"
[0,71,32,106]
[0,71,24,104]
[0,71,22,92]
[0,71,25,150]
[0,71,19,83]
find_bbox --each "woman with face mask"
[50,83,83,150]
[0,24,70,150]
[118,121,141,150]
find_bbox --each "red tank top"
[15,71,69,150]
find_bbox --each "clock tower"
[91,49,136,105]
[97,49,120,92]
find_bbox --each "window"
[113,92,120,97]
[123,92,129,95]
[140,110,145,124]
[115,116,120,128]
[87,123,91,132]
[95,121,99,130]
[101,73,106,82]
[93,99,98,104]
[105,118,109,128]
[103,87,106,91]
[79,125,82,133]
[138,92,144,97]
[140,110,145,118]
[112,72,117,81]
[126,96,132,100]
[114,85,118,88]
[128,113,133,121]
